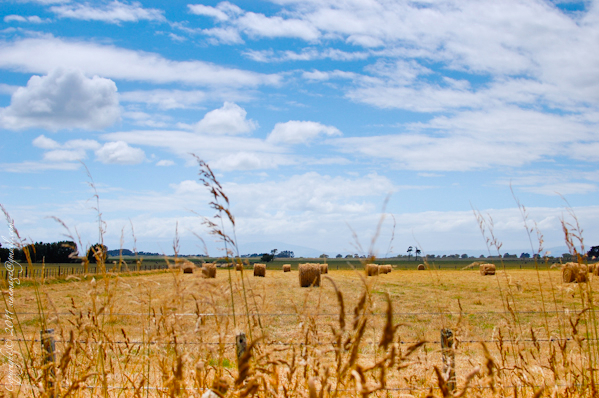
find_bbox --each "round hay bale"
[202,262,216,278]
[588,263,595,274]
[366,263,379,276]
[479,263,496,275]
[563,266,575,283]
[594,263,599,276]
[384,264,392,273]
[253,263,266,277]
[378,265,388,274]
[299,263,321,287]
[282,264,291,272]
[320,263,328,274]
[563,262,588,283]
[181,260,196,274]
[235,263,243,271]
[417,264,425,270]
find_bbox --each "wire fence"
[10,309,589,317]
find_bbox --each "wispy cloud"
[50,1,165,23]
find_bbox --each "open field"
[2,264,598,397]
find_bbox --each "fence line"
[0,382,570,393]
[1,336,593,346]
[2,262,173,280]
[10,309,589,317]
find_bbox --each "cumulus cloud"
[156,159,175,166]
[267,121,341,145]
[50,1,165,23]
[95,141,146,164]
[194,102,257,135]
[0,69,120,131]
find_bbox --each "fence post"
[441,328,456,394]
[41,329,56,397]
[236,332,247,369]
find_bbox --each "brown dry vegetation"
[2,265,598,397]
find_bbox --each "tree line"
[0,241,107,264]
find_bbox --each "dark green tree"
[87,243,108,264]
[588,246,599,259]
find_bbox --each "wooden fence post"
[41,329,56,397]
[236,332,247,364]
[441,328,456,394]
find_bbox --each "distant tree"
[520,253,530,259]
[261,253,274,262]
[277,250,294,258]
[354,254,360,258]
[461,254,468,259]
[345,254,353,258]
[479,255,486,258]
[407,246,413,260]
[319,254,329,258]
[0,243,10,263]
[562,253,573,261]
[587,246,599,259]
[87,243,107,264]
[336,254,342,258]
[415,248,421,261]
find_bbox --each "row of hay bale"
[366,264,393,276]
[562,262,599,283]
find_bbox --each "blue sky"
[1,0,598,258]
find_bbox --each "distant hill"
[106,249,134,256]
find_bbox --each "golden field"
[2,264,598,397]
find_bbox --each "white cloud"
[101,130,289,171]
[43,149,86,162]
[188,4,230,21]
[521,183,598,196]
[188,2,242,21]
[0,37,281,88]
[4,15,44,23]
[333,107,597,171]
[237,12,320,41]
[95,141,146,164]
[0,83,18,95]
[50,1,165,23]
[156,160,175,167]
[195,102,257,135]
[302,70,330,81]
[32,134,60,149]
[119,88,251,109]
[244,48,368,63]
[201,27,244,44]
[210,152,290,171]
[63,139,102,151]
[0,68,120,131]
[267,121,341,145]
[0,161,80,173]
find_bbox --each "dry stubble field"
[2,264,598,397]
